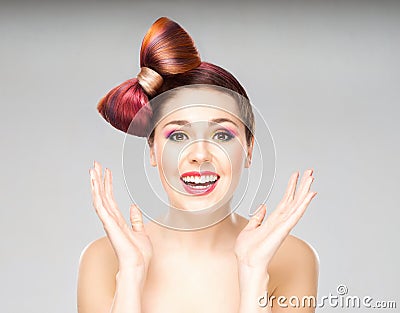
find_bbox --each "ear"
[149,144,157,167]
[244,136,254,168]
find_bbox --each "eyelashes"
[212,130,234,141]
[166,129,236,142]
[168,131,189,142]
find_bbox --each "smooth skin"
[77,161,318,313]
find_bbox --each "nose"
[187,140,212,164]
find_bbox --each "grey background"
[1,0,399,312]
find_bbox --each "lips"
[180,171,220,195]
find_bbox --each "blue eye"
[168,132,189,142]
[213,131,234,142]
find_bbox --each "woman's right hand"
[89,161,153,284]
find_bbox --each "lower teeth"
[190,183,212,189]
[188,184,212,189]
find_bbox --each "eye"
[168,131,189,142]
[213,130,234,142]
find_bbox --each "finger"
[244,204,267,231]
[90,169,112,223]
[293,172,315,206]
[104,168,116,201]
[281,171,299,203]
[288,191,317,227]
[130,204,144,232]
[296,169,312,193]
[90,168,117,221]
[104,168,123,219]
[92,162,114,215]
[94,160,102,177]
[93,160,105,195]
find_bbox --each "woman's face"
[148,87,254,212]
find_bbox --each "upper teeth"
[182,175,218,184]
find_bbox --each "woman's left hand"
[234,169,317,275]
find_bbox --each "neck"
[152,203,244,251]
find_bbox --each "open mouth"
[180,171,220,195]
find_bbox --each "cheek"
[159,143,182,172]
[155,141,184,194]
[219,143,246,173]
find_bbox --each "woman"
[78,17,318,313]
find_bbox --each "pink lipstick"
[180,171,220,195]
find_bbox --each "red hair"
[97,17,253,140]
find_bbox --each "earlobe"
[149,147,157,167]
[245,155,252,168]
[244,136,255,168]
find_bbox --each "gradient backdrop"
[1,0,399,312]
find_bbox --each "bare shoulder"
[279,234,319,264]
[271,234,319,273]
[269,235,319,294]
[77,236,119,313]
[79,220,153,269]
[78,235,119,281]
[79,236,118,270]
[234,214,319,269]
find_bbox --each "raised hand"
[234,169,317,272]
[89,161,153,283]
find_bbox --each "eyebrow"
[162,118,239,128]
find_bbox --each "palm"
[234,169,317,269]
[89,161,153,275]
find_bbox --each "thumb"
[130,204,144,232]
[244,204,267,231]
